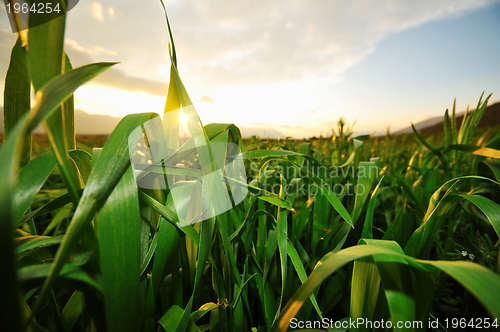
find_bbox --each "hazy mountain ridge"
[0,107,285,138]
[2,102,499,137]
[0,107,121,134]
[394,102,500,135]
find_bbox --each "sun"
[179,109,190,126]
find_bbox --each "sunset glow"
[0,0,499,137]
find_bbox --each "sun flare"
[179,110,190,126]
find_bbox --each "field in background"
[5,123,498,158]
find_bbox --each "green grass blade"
[138,191,200,244]
[242,150,302,159]
[351,161,378,225]
[363,240,418,332]
[0,61,114,331]
[259,156,353,226]
[411,124,450,172]
[405,175,499,258]
[4,37,31,166]
[62,53,76,149]
[451,99,457,145]
[18,264,101,292]
[312,182,329,246]
[28,6,82,200]
[60,290,85,332]
[456,194,500,239]
[34,112,156,310]
[175,217,215,332]
[287,240,322,318]
[12,152,57,227]
[98,165,143,332]
[274,176,288,321]
[443,109,452,152]
[350,256,380,332]
[15,235,64,257]
[18,293,49,332]
[151,217,180,296]
[68,149,93,185]
[483,159,500,182]
[27,6,66,92]
[270,245,400,332]
[424,260,500,319]
[273,241,500,331]
[462,93,491,145]
[361,176,384,239]
[159,305,201,332]
[28,62,117,133]
[257,196,293,211]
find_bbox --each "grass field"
[2,2,500,332]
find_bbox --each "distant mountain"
[4,102,496,138]
[393,115,448,135]
[1,107,284,138]
[238,126,283,139]
[74,109,121,134]
[0,107,122,134]
[394,102,500,135]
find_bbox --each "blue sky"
[315,2,500,135]
[1,0,499,137]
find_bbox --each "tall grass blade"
[28,10,82,201]
[425,260,500,319]
[4,37,31,166]
[68,149,93,185]
[362,240,419,332]
[351,161,378,225]
[456,194,500,239]
[60,291,85,332]
[151,217,181,296]
[12,152,57,227]
[286,240,323,318]
[411,124,450,172]
[361,176,384,239]
[0,62,115,330]
[270,245,400,332]
[272,242,500,331]
[462,93,490,145]
[34,112,157,310]
[350,256,380,332]
[98,165,143,332]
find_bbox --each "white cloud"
[91,2,104,22]
[62,0,498,90]
[63,39,167,97]
[66,39,117,56]
[108,7,115,19]
[164,0,497,87]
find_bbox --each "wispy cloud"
[53,0,497,91]
[66,39,117,56]
[199,95,215,102]
[65,39,168,96]
[165,0,497,88]
[91,2,105,22]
